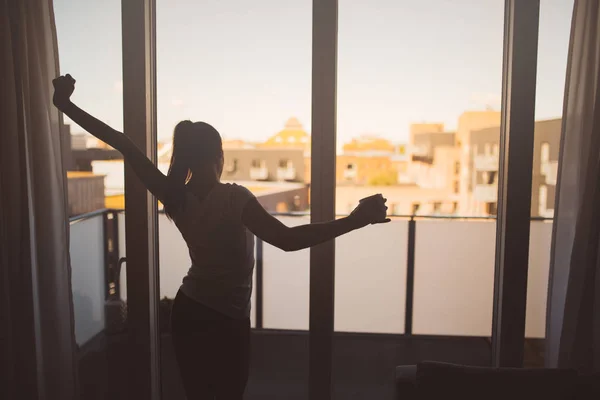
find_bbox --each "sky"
[53,0,573,144]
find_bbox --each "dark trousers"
[171,290,251,399]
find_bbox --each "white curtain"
[1,0,78,398]
[546,0,600,372]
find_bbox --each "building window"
[344,163,357,182]
[279,159,291,168]
[454,180,460,194]
[276,202,289,213]
[275,136,283,143]
[433,202,442,213]
[486,202,498,216]
[452,202,458,213]
[541,142,550,163]
[412,203,420,215]
[482,171,497,185]
[224,158,237,174]
[292,195,301,211]
[251,159,265,168]
[454,161,460,175]
[288,136,296,143]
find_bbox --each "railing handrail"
[69,208,116,223]
[72,207,554,222]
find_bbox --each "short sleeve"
[229,184,256,220]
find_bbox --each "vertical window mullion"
[492,0,540,367]
[309,0,338,399]
[121,0,160,398]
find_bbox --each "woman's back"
[172,182,256,319]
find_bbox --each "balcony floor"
[78,330,506,400]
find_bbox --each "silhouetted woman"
[53,74,389,399]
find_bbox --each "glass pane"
[335,221,408,334]
[335,1,504,397]
[525,0,574,367]
[54,0,129,396]
[413,220,496,336]
[263,216,310,331]
[156,1,312,399]
[70,217,106,345]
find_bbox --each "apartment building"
[408,126,458,189]
[336,135,407,186]
[258,117,312,182]
[221,148,305,183]
[469,118,561,217]
[453,111,503,215]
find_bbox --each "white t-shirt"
[173,183,256,319]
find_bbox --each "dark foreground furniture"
[396,362,600,400]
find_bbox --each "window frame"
[122,0,543,397]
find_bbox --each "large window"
[156,1,312,398]
[54,0,128,396]
[335,1,505,395]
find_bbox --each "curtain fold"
[546,0,600,372]
[1,0,78,398]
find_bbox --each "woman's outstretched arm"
[53,74,169,203]
[242,196,389,252]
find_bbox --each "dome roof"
[263,117,310,148]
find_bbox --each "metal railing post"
[255,238,264,329]
[405,217,416,335]
[103,211,120,299]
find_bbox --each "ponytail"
[164,120,224,220]
[165,120,194,220]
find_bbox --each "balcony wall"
[473,183,498,203]
[70,211,552,349]
[111,213,552,338]
[473,155,499,172]
[69,215,106,346]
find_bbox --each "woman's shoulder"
[219,183,256,213]
[221,182,253,195]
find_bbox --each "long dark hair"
[164,120,223,220]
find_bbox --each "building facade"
[469,118,560,217]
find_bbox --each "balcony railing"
[69,209,553,347]
[343,169,357,181]
[277,166,297,181]
[474,155,499,172]
[250,166,269,181]
[474,183,498,202]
